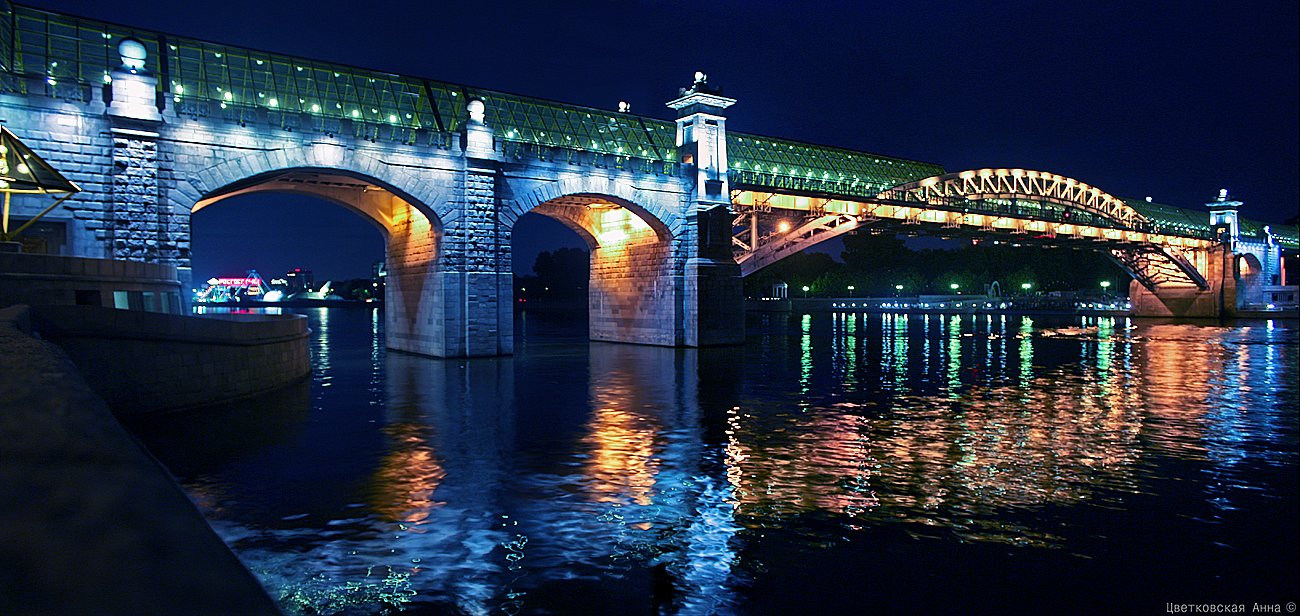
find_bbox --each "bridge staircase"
[734,211,864,277]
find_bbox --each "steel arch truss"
[1108,245,1209,291]
[879,169,1149,230]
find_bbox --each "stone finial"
[666,71,735,113]
[118,38,147,72]
[467,99,486,124]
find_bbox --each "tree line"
[512,233,1132,302]
[744,232,1131,298]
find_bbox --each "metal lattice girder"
[1107,246,1209,291]
[880,168,1150,231]
[735,213,861,277]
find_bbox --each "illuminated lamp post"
[1021,282,1032,295]
[0,126,81,251]
[950,282,960,294]
[847,285,855,298]
[895,284,904,297]
[801,285,809,298]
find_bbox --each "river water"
[133,307,1299,614]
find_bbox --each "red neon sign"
[211,277,263,287]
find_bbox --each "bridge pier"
[1129,245,1235,318]
[682,208,744,347]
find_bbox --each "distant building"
[285,268,313,292]
[370,260,386,301]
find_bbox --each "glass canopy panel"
[1127,199,1213,239]
[8,7,153,93]
[469,89,676,163]
[728,132,945,199]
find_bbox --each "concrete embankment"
[0,305,281,615]
[31,305,310,416]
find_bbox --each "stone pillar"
[103,38,191,304]
[441,102,511,356]
[1263,231,1282,286]
[684,206,744,346]
[667,73,744,346]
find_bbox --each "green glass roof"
[1127,198,1297,246]
[1127,198,1213,238]
[0,2,682,159]
[728,132,945,199]
[1272,225,1299,250]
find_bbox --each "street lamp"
[1020,282,1032,295]
[949,283,959,294]
[802,285,809,298]
[895,284,904,297]
[1100,280,1111,290]
[847,285,855,297]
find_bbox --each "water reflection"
[135,310,1299,614]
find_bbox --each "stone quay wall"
[0,252,182,313]
[0,305,281,615]
[30,305,310,416]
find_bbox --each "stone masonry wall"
[31,305,310,415]
[0,95,116,257]
[110,132,183,263]
[385,196,444,356]
[529,200,678,345]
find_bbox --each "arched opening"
[511,212,590,338]
[512,193,675,346]
[190,169,444,356]
[192,192,384,298]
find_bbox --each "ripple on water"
[133,310,1298,614]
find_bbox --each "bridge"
[1,2,1295,357]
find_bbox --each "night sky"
[26,0,1299,282]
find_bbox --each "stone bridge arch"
[170,145,455,357]
[169,146,450,224]
[501,174,687,347]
